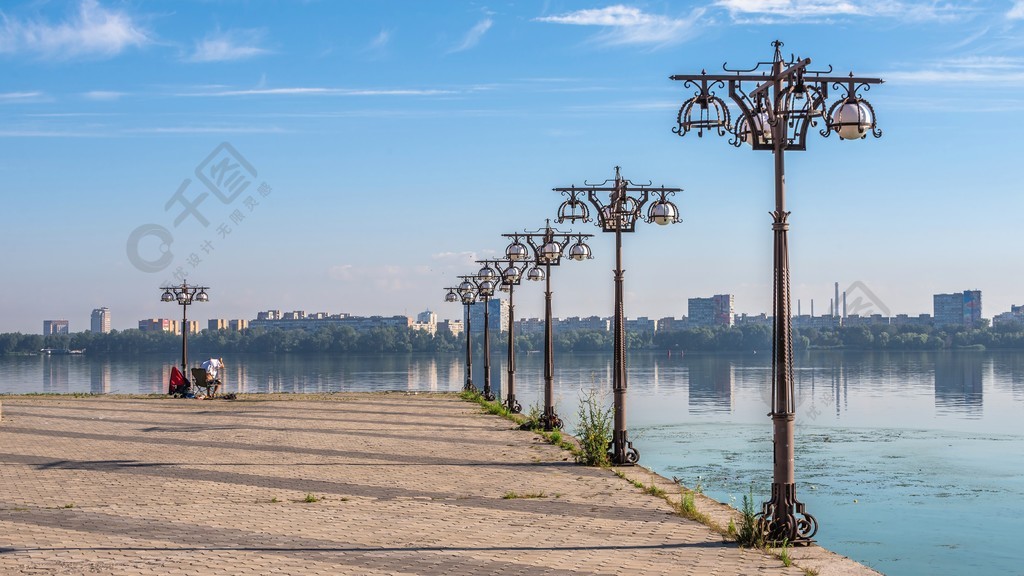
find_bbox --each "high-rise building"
[465,298,509,335]
[688,295,735,328]
[139,318,174,332]
[228,319,249,331]
[208,319,229,331]
[90,307,111,333]
[934,290,983,329]
[43,320,69,335]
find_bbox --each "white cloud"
[367,28,391,51]
[178,86,455,97]
[715,0,962,22]
[0,91,45,102]
[188,29,270,62]
[1010,1,1024,18]
[0,0,148,59]
[82,90,124,101]
[885,56,1024,85]
[535,5,705,47]
[449,18,492,53]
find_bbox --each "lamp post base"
[482,386,495,402]
[463,382,477,393]
[540,407,562,431]
[759,483,818,545]
[504,395,522,414]
[609,430,639,466]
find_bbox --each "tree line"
[3,322,1024,357]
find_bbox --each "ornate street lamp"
[502,222,593,431]
[555,167,681,466]
[466,269,498,401]
[159,281,210,378]
[669,40,883,544]
[447,280,479,393]
[480,257,525,413]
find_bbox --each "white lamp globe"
[648,201,678,226]
[568,242,591,261]
[832,100,872,140]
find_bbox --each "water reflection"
[89,361,110,394]
[687,355,733,413]
[933,352,983,417]
[41,356,70,393]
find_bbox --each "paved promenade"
[0,394,879,575]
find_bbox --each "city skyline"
[3,1,1024,333]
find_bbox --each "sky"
[2,0,1024,333]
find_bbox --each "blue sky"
[2,0,1023,332]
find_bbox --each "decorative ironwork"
[502,222,592,431]
[554,167,681,466]
[481,256,526,414]
[159,282,210,382]
[670,40,882,544]
[445,281,478,393]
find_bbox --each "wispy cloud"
[885,56,1024,85]
[1010,1,1024,19]
[82,90,124,101]
[188,28,270,62]
[449,18,492,53]
[0,0,149,59]
[178,86,456,97]
[367,28,391,51]
[714,0,963,22]
[0,91,46,102]
[535,5,705,47]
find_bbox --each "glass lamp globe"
[503,266,521,284]
[477,265,497,280]
[195,290,209,302]
[832,100,872,140]
[506,241,529,261]
[541,241,561,262]
[648,201,678,226]
[161,290,175,302]
[176,292,188,304]
[445,291,459,303]
[478,280,495,297]
[527,266,545,282]
[567,241,591,261]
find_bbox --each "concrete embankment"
[0,393,880,575]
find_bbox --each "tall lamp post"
[466,270,498,401]
[159,281,210,378]
[670,40,883,544]
[445,282,477,393]
[480,257,524,413]
[555,167,681,466]
[502,222,592,431]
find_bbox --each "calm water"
[2,350,1022,575]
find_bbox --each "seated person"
[200,357,225,397]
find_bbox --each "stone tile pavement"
[0,394,881,575]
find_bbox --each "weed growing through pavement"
[303,493,320,503]
[779,539,792,567]
[737,485,766,549]
[63,503,74,509]
[574,387,612,467]
[502,491,547,499]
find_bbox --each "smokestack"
[811,299,815,317]
[798,299,802,316]
[843,291,847,318]
[835,282,840,318]
[830,299,834,317]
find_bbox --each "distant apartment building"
[517,317,546,335]
[842,314,890,327]
[250,311,410,332]
[556,316,609,333]
[465,299,509,335]
[625,317,657,334]
[437,319,463,337]
[229,319,249,331]
[933,290,982,329]
[43,320,70,335]
[90,307,111,333]
[793,314,841,329]
[139,318,174,333]
[892,314,933,328]
[656,316,688,332]
[208,319,229,331]
[688,295,735,328]
[992,305,1024,328]
[734,313,772,326]
[412,310,438,336]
